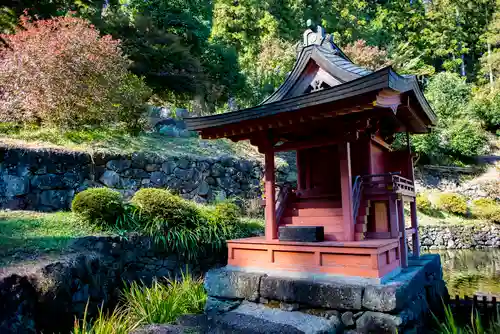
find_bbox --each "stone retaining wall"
[0,146,292,211]
[0,234,223,333]
[419,223,500,250]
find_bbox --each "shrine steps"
[279,196,344,241]
[278,196,371,242]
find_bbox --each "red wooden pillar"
[296,150,302,192]
[410,200,420,257]
[398,199,408,268]
[265,149,277,240]
[339,142,354,241]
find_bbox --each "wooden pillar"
[410,200,420,258]
[398,199,408,268]
[265,149,277,240]
[339,142,354,241]
[296,150,302,191]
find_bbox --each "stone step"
[212,301,342,334]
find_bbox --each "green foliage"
[130,189,200,229]
[437,193,469,216]
[122,273,206,324]
[73,303,140,334]
[434,303,500,334]
[447,119,489,158]
[213,201,242,225]
[72,188,124,226]
[471,198,500,223]
[416,193,433,213]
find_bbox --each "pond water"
[425,249,500,298]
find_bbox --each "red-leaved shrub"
[0,15,151,129]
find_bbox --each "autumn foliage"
[0,15,151,129]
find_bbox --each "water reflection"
[425,249,500,297]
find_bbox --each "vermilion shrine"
[186,25,436,282]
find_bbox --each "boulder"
[39,190,73,209]
[2,175,29,197]
[31,174,64,190]
[106,159,131,172]
[150,172,169,186]
[99,171,121,188]
[260,276,363,310]
[204,268,263,302]
[355,311,404,334]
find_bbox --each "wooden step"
[284,207,343,217]
[290,201,342,209]
[281,216,343,227]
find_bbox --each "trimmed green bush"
[436,193,468,216]
[471,198,500,223]
[416,193,433,213]
[213,201,242,225]
[72,188,124,225]
[130,188,200,228]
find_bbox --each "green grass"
[435,303,500,334]
[0,211,102,266]
[73,273,206,333]
[0,125,266,161]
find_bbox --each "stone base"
[204,254,448,333]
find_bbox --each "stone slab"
[278,226,324,242]
[204,268,263,301]
[260,275,363,310]
[214,301,342,334]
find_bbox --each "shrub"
[471,198,500,223]
[213,200,242,225]
[72,188,124,226]
[0,15,151,130]
[416,193,433,213]
[436,193,468,216]
[130,188,200,228]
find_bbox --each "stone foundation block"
[260,276,363,310]
[204,268,263,301]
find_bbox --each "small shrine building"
[185,26,436,281]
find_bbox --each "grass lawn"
[0,210,103,266]
[416,210,486,226]
[0,125,263,159]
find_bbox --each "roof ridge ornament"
[301,20,339,55]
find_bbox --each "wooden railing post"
[410,200,420,257]
[265,149,277,240]
[398,198,408,268]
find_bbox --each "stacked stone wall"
[0,146,292,211]
[419,223,500,250]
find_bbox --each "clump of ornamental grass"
[73,272,206,333]
[121,272,207,324]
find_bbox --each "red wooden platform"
[227,237,401,279]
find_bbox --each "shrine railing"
[352,175,363,224]
[362,172,415,197]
